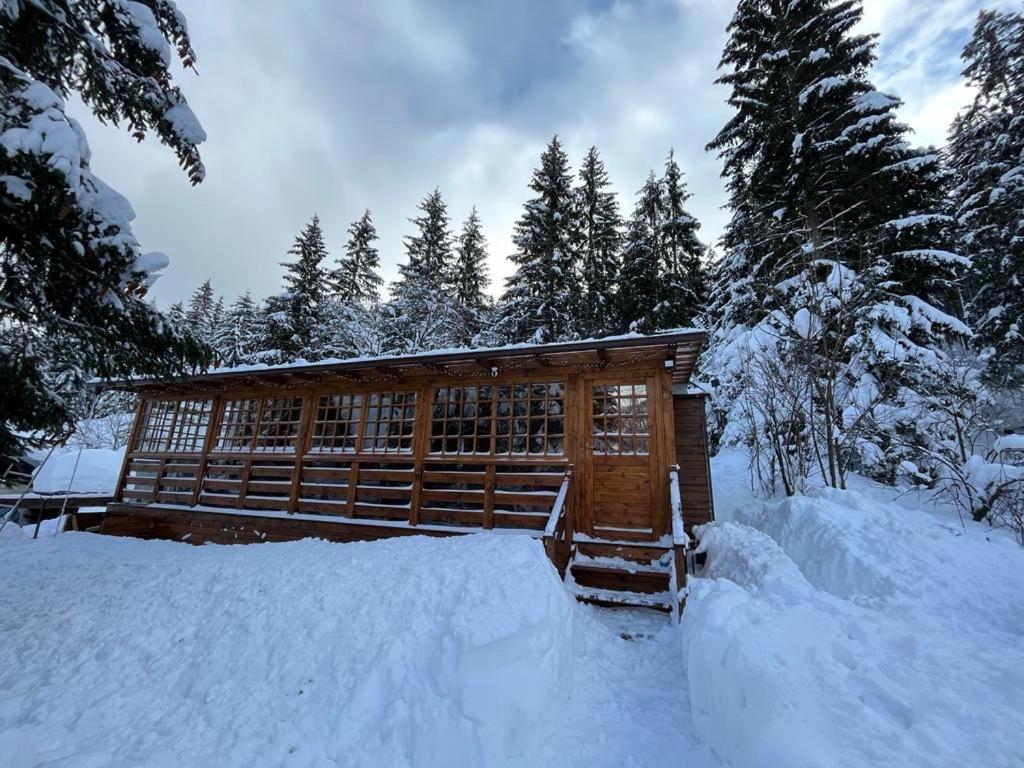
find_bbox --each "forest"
[1,1,1022,539]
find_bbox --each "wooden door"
[584,377,658,540]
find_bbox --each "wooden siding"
[672,394,715,533]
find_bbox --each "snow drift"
[0,532,574,767]
[682,479,1024,768]
[30,447,124,494]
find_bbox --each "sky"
[77,0,1018,308]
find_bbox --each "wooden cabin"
[102,330,714,611]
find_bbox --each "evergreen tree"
[389,191,460,351]
[217,293,262,367]
[0,0,209,455]
[575,146,623,337]
[278,214,331,360]
[500,135,580,342]
[701,0,969,483]
[332,210,383,305]
[451,207,490,344]
[618,172,664,333]
[655,150,708,329]
[949,9,1024,388]
[185,279,223,352]
[395,189,454,298]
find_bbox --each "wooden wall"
[672,394,715,533]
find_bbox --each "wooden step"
[574,541,670,565]
[567,582,673,613]
[570,562,670,595]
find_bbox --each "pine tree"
[451,207,490,344]
[575,146,623,337]
[278,215,331,360]
[702,0,969,484]
[949,9,1024,388]
[0,1,209,455]
[332,210,383,305]
[499,135,580,342]
[655,150,708,329]
[185,279,223,351]
[617,172,664,333]
[395,189,454,298]
[217,293,262,367]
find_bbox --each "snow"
[994,433,1024,452]
[682,449,1024,768]
[124,1,172,66]
[31,447,124,494]
[0,531,713,767]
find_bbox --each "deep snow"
[684,449,1024,768]
[3,449,1022,767]
[0,530,711,768]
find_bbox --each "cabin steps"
[565,540,674,613]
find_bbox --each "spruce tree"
[617,172,664,333]
[389,190,460,351]
[332,210,383,305]
[702,0,969,483]
[0,1,209,455]
[656,150,708,329]
[575,146,623,337]
[500,135,580,342]
[395,189,454,298]
[949,9,1024,388]
[278,214,331,360]
[451,207,490,344]
[217,293,262,367]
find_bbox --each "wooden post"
[482,463,496,529]
[114,398,146,503]
[287,393,317,514]
[408,383,432,526]
[190,395,222,508]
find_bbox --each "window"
[134,399,213,453]
[591,383,649,455]
[309,390,417,454]
[430,382,564,456]
[213,396,304,453]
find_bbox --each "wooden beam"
[475,358,494,372]
[375,366,401,379]
[534,354,554,367]
[597,348,610,367]
[424,362,449,375]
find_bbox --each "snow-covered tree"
[184,279,223,352]
[574,146,622,338]
[276,214,331,360]
[617,172,664,333]
[389,190,460,351]
[949,9,1024,388]
[216,293,263,367]
[395,189,453,298]
[499,135,580,342]
[655,150,708,330]
[451,207,490,344]
[702,0,970,485]
[0,0,209,455]
[332,210,382,305]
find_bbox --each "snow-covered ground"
[0,529,712,768]
[29,446,124,494]
[685,449,1024,768]
[2,449,1021,767]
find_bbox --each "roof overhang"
[106,329,707,395]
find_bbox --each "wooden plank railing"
[542,466,574,574]
[668,463,690,621]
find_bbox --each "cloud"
[73,0,1001,307]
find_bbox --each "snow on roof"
[106,328,706,387]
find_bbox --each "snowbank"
[30,447,124,494]
[682,470,1024,768]
[0,533,575,767]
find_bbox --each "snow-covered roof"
[106,328,707,391]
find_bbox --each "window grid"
[134,399,213,453]
[253,397,305,452]
[362,391,417,454]
[430,382,565,456]
[591,383,649,455]
[213,399,260,452]
[310,393,364,453]
[309,391,417,454]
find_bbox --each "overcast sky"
[79,0,1015,308]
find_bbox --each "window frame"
[133,397,214,454]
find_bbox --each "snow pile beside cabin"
[683,453,1024,768]
[0,533,574,767]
